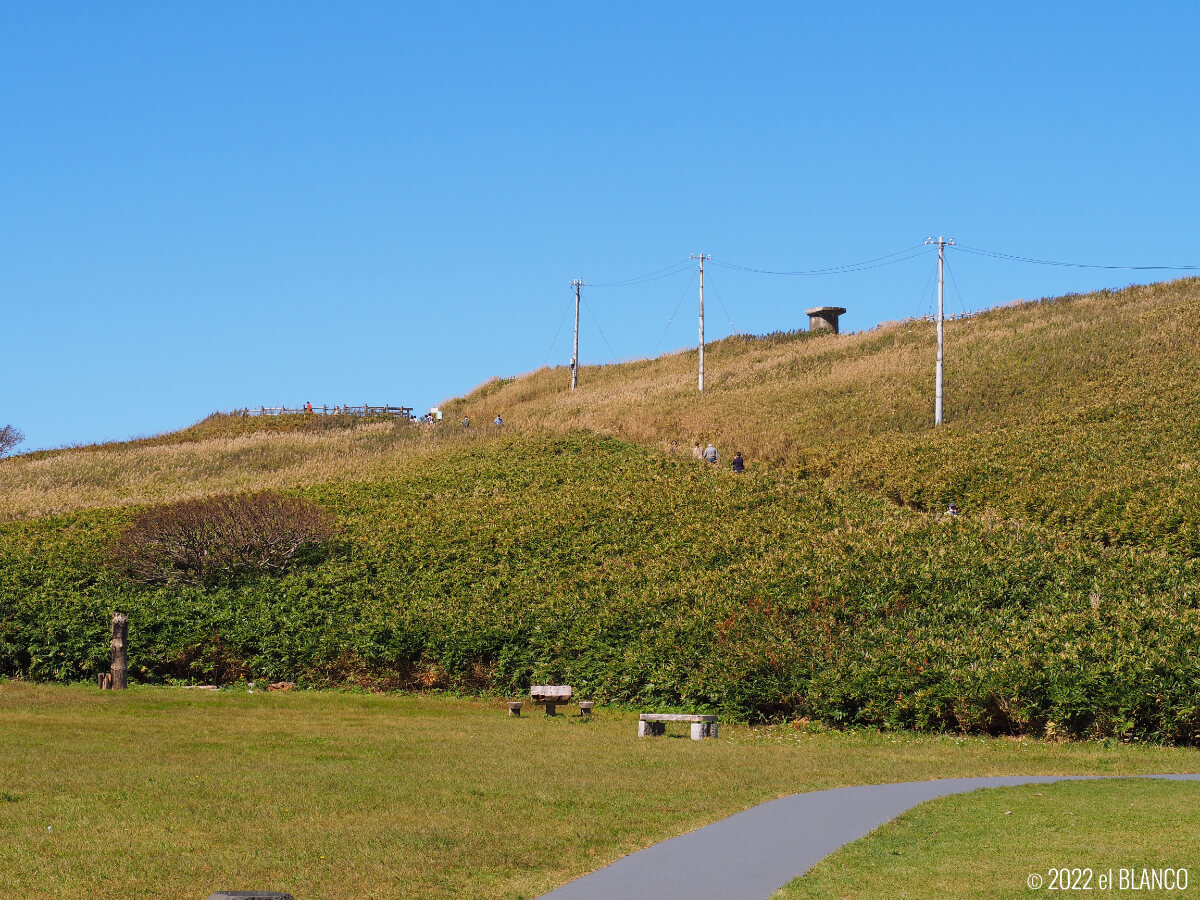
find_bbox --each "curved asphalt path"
[539,773,1200,899]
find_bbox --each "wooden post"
[507,701,522,717]
[110,612,129,691]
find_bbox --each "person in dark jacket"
[732,452,745,473]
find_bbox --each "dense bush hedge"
[3,434,1198,743]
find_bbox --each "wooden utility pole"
[690,253,712,392]
[110,612,129,690]
[925,236,954,425]
[570,279,584,390]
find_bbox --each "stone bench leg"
[690,723,718,740]
[638,721,666,738]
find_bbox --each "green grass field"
[776,778,1200,898]
[4,684,1199,900]
[5,430,1199,741]
[4,278,1200,896]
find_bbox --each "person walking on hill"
[461,416,470,428]
[731,452,745,473]
[493,415,504,427]
[692,441,703,461]
[703,443,718,464]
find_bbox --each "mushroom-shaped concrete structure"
[805,306,847,334]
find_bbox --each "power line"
[943,255,967,316]
[917,255,938,319]
[588,259,694,288]
[704,271,738,334]
[954,245,1200,271]
[582,298,619,362]
[710,245,931,276]
[542,296,572,366]
[652,269,697,356]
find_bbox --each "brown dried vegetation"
[109,490,336,586]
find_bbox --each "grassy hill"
[2,278,1199,742]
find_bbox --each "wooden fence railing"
[239,404,414,419]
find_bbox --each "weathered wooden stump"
[97,673,112,690]
[507,701,523,717]
[110,612,128,691]
[578,701,594,717]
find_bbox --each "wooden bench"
[638,713,718,740]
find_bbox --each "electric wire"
[711,244,931,276]
[652,269,698,356]
[588,258,695,288]
[918,256,938,319]
[553,241,1196,363]
[542,297,572,366]
[705,271,738,335]
[954,245,1200,271]
[582,298,619,362]
[944,256,967,316]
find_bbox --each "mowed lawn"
[777,778,1200,898]
[4,685,1200,900]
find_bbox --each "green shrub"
[3,434,1199,744]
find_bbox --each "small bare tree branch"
[0,424,23,458]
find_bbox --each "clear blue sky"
[4,2,1198,450]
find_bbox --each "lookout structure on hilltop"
[806,306,846,334]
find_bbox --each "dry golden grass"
[0,422,475,521]
[4,277,1197,525]
[445,278,1200,463]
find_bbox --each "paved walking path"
[540,773,1200,900]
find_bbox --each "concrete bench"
[530,685,572,716]
[638,713,718,740]
[509,698,593,717]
